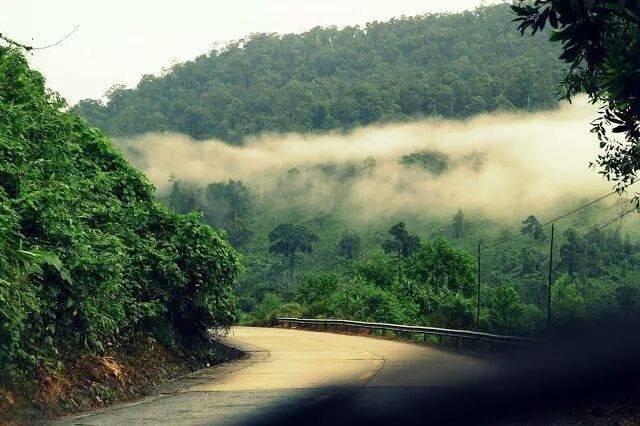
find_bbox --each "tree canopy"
[74,4,565,144]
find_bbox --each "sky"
[1,0,500,104]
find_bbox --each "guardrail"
[276,318,539,348]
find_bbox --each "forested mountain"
[74,5,565,143]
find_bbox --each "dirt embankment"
[0,335,239,425]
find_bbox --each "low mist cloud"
[115,98,617,221]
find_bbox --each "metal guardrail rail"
[276,317,539,347]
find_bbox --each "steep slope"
[0,46,239,388]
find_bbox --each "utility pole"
[476,241,482,328]
[547,223,555,332]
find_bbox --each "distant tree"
[363,156,377,179]
[513,0,640,207]
[399,150,450,175]
[205,180,252,224]
[286,168,300,181]
[226,218,253,247]
[338,230,362,260]
[165,177,201,214]
[326,276,420,324]
[437,292,475,329]
[452,209,464,239]
[521,215,545,240]
[352,251,396,289]
[268,223,319,294]
[295,272,340,307]
[382,222,420,285]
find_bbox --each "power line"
[0,26,79,51]
[483,185,636,251]
[539,190,618,226]
[593,208,637,232]
[32,26,80,50]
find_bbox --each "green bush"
[0,46,240,387]
[251,293,307,324]
[551,273,585,328]
[483,283,543,335]
[327,277,420,324]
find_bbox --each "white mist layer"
[115,98,619,220]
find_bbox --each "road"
[54,326,497,425]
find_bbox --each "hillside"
[0,45,239,409]
[74,5,565,143]
[76,2,640,336]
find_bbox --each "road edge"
[47,332,270,424]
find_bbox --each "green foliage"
[551,273,585,328]
[251,293,307,325]
[452,209,464,239]
[74,5,564,144]
[408,238,475,296]
[485,284,543,335]
[295,272,340,305]
[521,215,545,240]
[399,150,450,175]
[268,223,319,260]
[326,277,419,324]
[435,292,475,329]
[163,178,254,247]
[337,230,362,260]
[204,180,253,227]
[382,222,420,258]
[351,251,396,289]
[0,46,240,387]
[513,0,640,205]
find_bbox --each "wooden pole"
[547,223,555,332]
[476,241,482,328]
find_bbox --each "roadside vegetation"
[0,45,240,417]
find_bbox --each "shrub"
[327,277,419,324]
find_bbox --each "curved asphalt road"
[54,326,497,425]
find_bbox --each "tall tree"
[521,215,546,240]
[268,223,319,294]
[363,156,377,179]
[452,208,464,239]
[382,222,420,285]
[513,0,640,206]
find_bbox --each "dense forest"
[0,46,239,389]
[69,4,640,337]
[74,5,566,143]
[162,170,640,336]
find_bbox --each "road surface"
[54,326,497,425]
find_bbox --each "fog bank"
[115,98,618,220]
